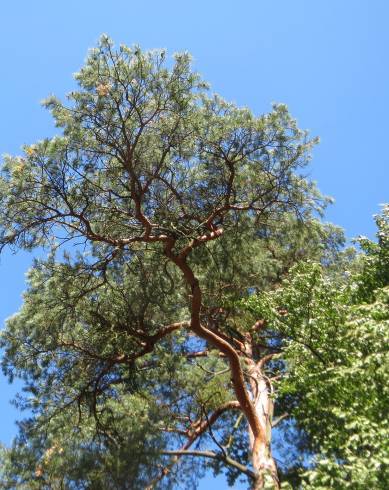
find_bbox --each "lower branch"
[272,413,289,428]
[146,401,240,488]
[161,450,257,481]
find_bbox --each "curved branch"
[257,353,278,370]
[161,450,257,480]
[272,413,289,428]
[190,401,240,435]
[164,238,264,442]
[148,401,241,489]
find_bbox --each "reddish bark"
[163,234,280,489]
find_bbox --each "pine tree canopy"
[0,36,387,489]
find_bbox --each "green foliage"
[351,204,389,303]
[0,35,323,255]
[0,401,166,490]
[1,35,385,489]
[242,206,389,488]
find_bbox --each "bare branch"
[160,450,257,480]
[272,413,289,428]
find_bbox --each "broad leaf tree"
[0,36,377,489]
[243,206,389,488]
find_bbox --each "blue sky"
[0,1,387,488]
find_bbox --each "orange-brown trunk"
[248,365,280,489]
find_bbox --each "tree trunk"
[248,361,280,489]
[165,251,280,488]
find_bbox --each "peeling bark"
[246,345,280,490]
[248,376,279,489]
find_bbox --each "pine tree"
[0,36,363,489]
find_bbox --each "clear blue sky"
[0,1,387,488]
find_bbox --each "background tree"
[243,206,389,488]
[0,36,377,489]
